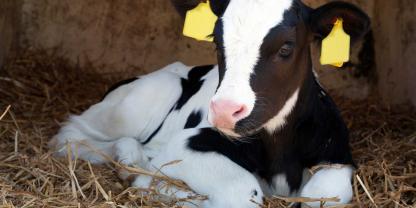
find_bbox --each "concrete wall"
[16,0,377,100]
[373,0,416,106]
[0,0,21,68]
[1,0,415,107]
[19,0,216,73]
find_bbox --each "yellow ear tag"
[183,1,217,42]
[320,19,350,67]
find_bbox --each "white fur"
[52,59,353,207]
[51,62,217,162]
[112,137,150,180]
[132,174,202,207]
[143,67,218,158]
[271,174,291,197]
[264,88,300,133]
[215,127,241,138]
[135,129,264,208]
[300,166,354,207]
[52,62,264,207]
[113,137,149,167]
[211,0,293,120]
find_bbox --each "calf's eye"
[277,43,294,58]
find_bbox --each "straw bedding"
[0,49,415,208]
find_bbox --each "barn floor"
[0,49,415,208]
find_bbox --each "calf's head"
[173,0,369,137]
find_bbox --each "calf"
[50,0,370,207]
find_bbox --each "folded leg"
[50,63,187,162]
[300,166,354,207]
[132,128,263,208]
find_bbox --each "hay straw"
[66,144,87,200]
[87,162,109,201]
[0,105,11,121]
[356,175,377,207]
[13,131,18,155]
[273,196,340,203]
[0,48,415,207]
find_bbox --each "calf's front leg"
[133,128,263,208]
[300,165,354,207]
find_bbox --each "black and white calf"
[50,0,370,207]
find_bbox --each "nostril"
[232,105,247,119]
[209,100,249,129]
[232,107,243,117]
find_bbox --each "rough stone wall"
[17,0,374,73]
[373,0,416,106]
[19,0,216,73]
[1,0,415,107]
[17,0,377,100]
[0,0,21,68]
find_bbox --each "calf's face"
[209,0,308,137]
[173,0,369,137]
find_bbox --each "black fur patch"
[184,110,203,129]
[210,0,230,17]
[170,0,202,18]
[187,73,355,193]
[187,128,267,173]
[102,77,139,100]
[174,65,213,110]
[142,65,213,145]
[186,1,357,194]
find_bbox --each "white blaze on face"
[212,0,294,114]
[264,88,299,134]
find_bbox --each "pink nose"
[209,99,248,129]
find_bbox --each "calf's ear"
[209,0,230,17]
[310,1,370,42]
[171,0,204,18]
